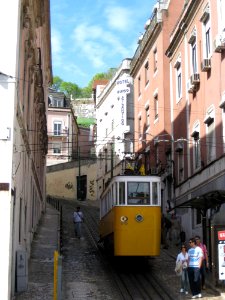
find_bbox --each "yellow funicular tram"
[99,175,161,256]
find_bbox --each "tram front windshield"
[127,182,150,205]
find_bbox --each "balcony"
[214,33,225,53]
[201,59,211,72]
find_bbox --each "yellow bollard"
[53,250,58,300]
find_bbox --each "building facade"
[95,59,134,197]
[47,88,79,166]
[0,1,52,297]
[130,0,185,212]
[165,0,225,283]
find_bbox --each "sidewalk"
[15,204,60,300]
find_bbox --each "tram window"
[115,183,118,205]
[127,182,150,205]
[112,185,114,206]
[119,182,125,205]
[152,182,159,205]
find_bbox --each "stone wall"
[46,160,97,201]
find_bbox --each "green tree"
[60,81,81,99]
[52,76,63,91]
[52,68,116,99]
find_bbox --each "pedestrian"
[187,237,203,299]
[195,235,209,290]
[73,206,84,239]
[176,244,189,295]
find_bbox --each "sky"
[50,0,156,88]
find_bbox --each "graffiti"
[65,182,73,189]
[89,180,95,197]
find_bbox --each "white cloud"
[72,23,130,68]
[104,5,134,31]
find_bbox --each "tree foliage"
[52,68,116,99]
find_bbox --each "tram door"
[77,175,87,201]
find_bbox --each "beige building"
[0,0,52,298]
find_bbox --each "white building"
[95,59,134,195]
[0,1,52,298]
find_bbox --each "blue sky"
[50,0,156,88]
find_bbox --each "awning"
[172,190,225,211]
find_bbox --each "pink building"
[165,0,225,283]
[130,0,184,209]
[47,89,79,166]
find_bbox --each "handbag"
[175,260,182,276]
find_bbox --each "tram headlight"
[135,214,144,222]
[120,216,128,223]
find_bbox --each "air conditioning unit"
[190,73,200,85]
[175,141,183,152]
[214,34,225,52]
[201,58,211,71]
[150,167,158,175]
[187,79,195,93]
[200,5,210,23]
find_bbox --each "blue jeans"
[188,267,201,296]
[74,222,82,238]
[181,268,189,292]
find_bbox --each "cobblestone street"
[15,200,225,300]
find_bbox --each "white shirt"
[73,211,83,223]
[176,252,188,268]
[188,246,203,268]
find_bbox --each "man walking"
[188,237,203,299]
[195,235,209,289]
[73,206,84,239]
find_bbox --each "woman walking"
[176,244,189,295]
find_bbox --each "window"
[138,115,142,139]
[176,64,182,100]
[192,124,201,170]
[53,98,63,107]
[145,105,150,128]
[154,94,158,120]
[138,76,141,96]
[145,61,149,85]
[153,48,158,72]
[119,182,125,205]
[53,143,61,154]
[191,42,197,73]
[53,121,62,135]
[127,182,150,205]
[178,151,184,183]
[152,182,159,205]
[204,107,215,162]
[201,9,211,58]
[205,19,211,58]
